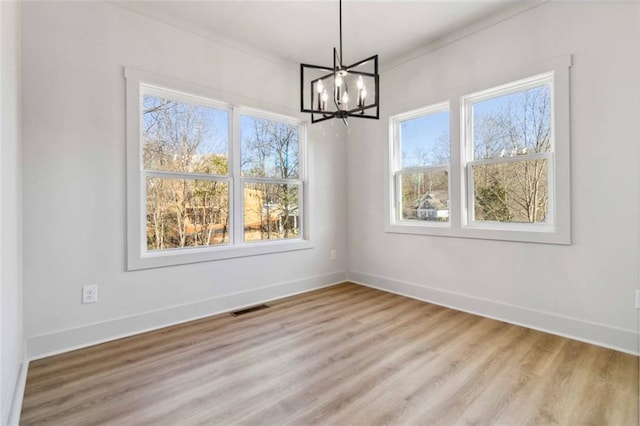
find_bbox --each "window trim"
[386,55,571,244]
[125,68,311,270]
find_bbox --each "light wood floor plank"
[20,283,638,425]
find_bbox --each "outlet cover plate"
[82,285,98,304]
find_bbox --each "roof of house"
[416,193,447,210]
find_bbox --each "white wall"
[347,2,640,354]
[1,1,25,423]
[21,1,348,358]
[20,1,640,362]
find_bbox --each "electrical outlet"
[82,285,98,304]
[330,249,337,261]
[636,290,640,309]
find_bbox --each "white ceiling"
[114,0,529,68]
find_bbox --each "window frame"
[462,72,555,232]
[386,55,571,244]
[466,152,554,230]
[125,68,311,270]
[389,102,451,228]
[141,85,233,250]
[236,107,307,244]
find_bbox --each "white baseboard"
[27,271,347,360]
[348,270,639,356]
[7,360,28,426]
[24,269,638,360]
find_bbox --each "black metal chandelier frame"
[300,0,380,124]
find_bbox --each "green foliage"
[475,180,511,222]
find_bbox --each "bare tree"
[473,86,550,223]
[242,118,299,240]
[143,95,228,249]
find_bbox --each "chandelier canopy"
[300,0,379,125]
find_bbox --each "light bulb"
[317,80,324,94]
[321,90,328,102]
[335,75,343,87]
[357,76,364,90]
[361,87,367,99]
[342,91,349,104]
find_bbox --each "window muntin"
[391,103,451,224]
[126,69,309,269]
[464,73,554,227]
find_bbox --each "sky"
[143,94,297,175]
[143,94,229,158]
[400,110,449,168]
[400,83,550,167]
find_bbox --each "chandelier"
[300,0,379,125]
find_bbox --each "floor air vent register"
[231,304,270,317]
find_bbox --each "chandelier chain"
[339,0,343,65]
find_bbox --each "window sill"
[459,224,569,245]
[386,222,570,245]
[385,222,451,237]
[128,239,314,271]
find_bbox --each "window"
[142,89,231,251]
[387,56,571,244]
[463,74,554,229]
[240,114,302,242]
[390,103,450,225]
[126,69,310,270]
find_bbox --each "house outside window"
[387,56,571,244]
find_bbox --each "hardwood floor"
[21,283,638,425]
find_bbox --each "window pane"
[146,177,229,250]
[472,84,551,160]
[400,110,450,168]
[142,94,229,174]
[244,182,300,241]
[240,115,299,179]
[472,158,548,223]
[399,170,449,222]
